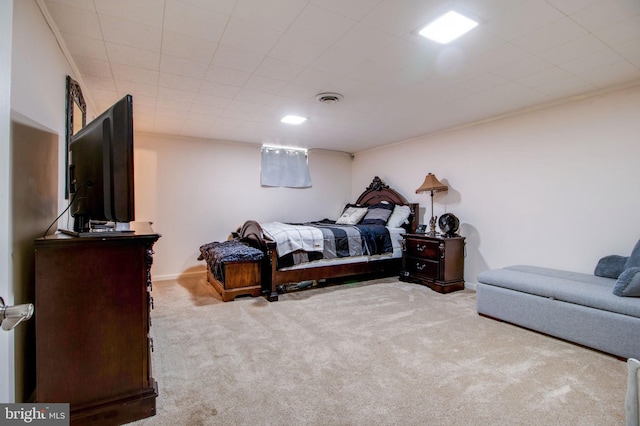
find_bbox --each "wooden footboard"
[239,220,279,300]
[270,256,401,300]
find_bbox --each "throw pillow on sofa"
[595,255,628,278]
[625,239,640,269]
[613,267,640,297]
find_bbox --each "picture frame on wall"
[65,75,86,199]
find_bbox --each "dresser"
[34,225,160,425]
[399,233,465,293]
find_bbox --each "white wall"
[8,0,80,402]
[11,0,81,209]
[134,133,353,279]
[353,85,640,288]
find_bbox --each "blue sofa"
[476,244,640,360]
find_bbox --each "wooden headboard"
[355,176,419,234]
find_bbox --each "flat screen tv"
[67,94,134,234]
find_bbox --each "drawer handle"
[416,263,426,271]
[416,244,426,252]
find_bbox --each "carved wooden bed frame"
[238,177,419,301]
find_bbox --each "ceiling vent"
[316,92,343,104]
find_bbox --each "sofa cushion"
[595,255,628,279]
[477,266,640,318]
[625,239,640,269]
[505,265,613,287]
[613,267,640,297]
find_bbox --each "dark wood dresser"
[399,233,465,293]
[34,225,160,425]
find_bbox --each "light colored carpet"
[131,276,626,425]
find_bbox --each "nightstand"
[399,233,465,293]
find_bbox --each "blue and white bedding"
[261,222,325,256]
[261,220,397,269]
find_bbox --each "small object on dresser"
[438,213,460,237]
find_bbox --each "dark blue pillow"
[594,255,628,278]
[612,267,640,297]
[625,239,640,269]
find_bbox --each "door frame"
[1,0,15,404]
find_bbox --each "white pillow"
[386,205,411,228]
[336,206,368,225]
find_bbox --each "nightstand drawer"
[405,257,439,277]
[405,238,440,259]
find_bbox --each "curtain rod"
[308,148,354,159]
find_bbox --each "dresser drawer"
[405,238,441,259]
[405,257,439,277]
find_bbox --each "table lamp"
[416,173,448,235]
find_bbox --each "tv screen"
[68,94,134,233]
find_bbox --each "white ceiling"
[40,0,640,153]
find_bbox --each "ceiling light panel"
[418,11,478,44]
[281,115,307,125]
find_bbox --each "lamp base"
[429,215,438,234]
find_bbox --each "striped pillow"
[361,202,394,225]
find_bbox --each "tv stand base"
[70,382,157,426]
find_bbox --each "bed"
[236,177,419,301]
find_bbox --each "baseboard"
[153,271,478,290]
[153,270,206,282]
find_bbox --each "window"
[261,146,312,188]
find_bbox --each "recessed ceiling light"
[418,11,478,44]
[281,115,307,125]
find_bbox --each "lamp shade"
[416,173,448,194]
